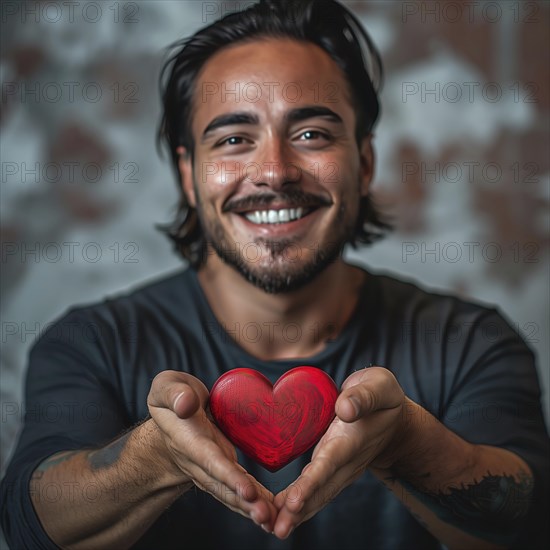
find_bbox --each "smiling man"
[1,1,548,549]
[182,38,367,298]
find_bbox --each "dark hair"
[157,0,391,267]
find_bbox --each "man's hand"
[148,370,277,531]
[272,367,406,539]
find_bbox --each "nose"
[253,137,300,191]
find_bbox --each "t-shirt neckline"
[187,265,370,369]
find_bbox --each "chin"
[215,244,342,294]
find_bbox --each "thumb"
[148,371,209,419]
[335,384,376,423]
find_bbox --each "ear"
[358,135,375,198]
[177,146,196,207]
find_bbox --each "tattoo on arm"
[30,430,133,480]
[31,451,80,480]
[87,431,132,470]
[394,470,534,544]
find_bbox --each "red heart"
[209,366,338,471]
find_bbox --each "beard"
[196,192,357,294]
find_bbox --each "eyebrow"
[201,106,343,142]
[202,112,259,141]
[285,106,343,125]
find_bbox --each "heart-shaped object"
[209,366,338,471]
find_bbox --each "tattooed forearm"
[31,451,80,480]
[30,432,134,480]
[395,470,534,544]
[87,431,132,470]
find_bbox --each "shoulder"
[30,267,200,358]
[359,268,545,443]
[86,267,194,316]
[366,267,511,321]
[359,265,534,359]
[366,267,489,316]
[48,267,194,323]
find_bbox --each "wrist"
[388,398,429,470]
[385,399,477,490]
[134,419,192,494]
[370,397,423,471]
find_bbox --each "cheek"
[201,159,244,186]
[329,161,361,201]
[336,174,362,221]
[196,163,242,204]
[322,148,360,186]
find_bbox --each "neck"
[196,255,366,361]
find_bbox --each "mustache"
[222,190,333,213]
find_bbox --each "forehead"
[192,38,354,125]
[199,38,347,85]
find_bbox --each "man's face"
[179,38,373,293]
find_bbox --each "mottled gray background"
[1,1,549,541]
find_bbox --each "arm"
[28,371,277,549]
[370,398,533,549]
[273,368,535,548]
[30,420,186,549]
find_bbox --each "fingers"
[181,439,277,528]
[272,449,357,539]
[271,430,356,538]
[271,368,406,539]
[147,371,277,530]
[148,371,209,419]
[337,367,403,422]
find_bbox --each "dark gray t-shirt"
[1,266,548,549]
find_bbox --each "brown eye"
[219,136,246,146]
[299,130,330,141]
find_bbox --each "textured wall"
[1,0,548,502]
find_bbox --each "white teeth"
[244,207,307,225]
